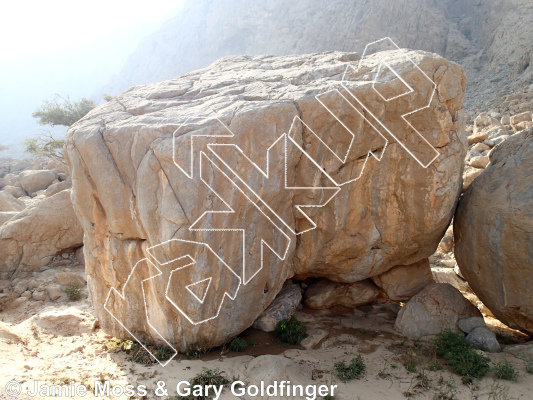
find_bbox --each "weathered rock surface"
[455,128,533,335]
[457,316,486,334]
[253,282,302,332]
[0,190,83,279]
[67,51,466,350]
[19,170,56,195]
[0,191,25,212]
[466,327,501,353]
[304,278,379,309]
[395,283,482,339]
[0,211,17,225]
[372,259,434,301]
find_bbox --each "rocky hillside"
[105,0,533,114]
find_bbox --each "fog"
[0,1,184,158]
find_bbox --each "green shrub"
[64,284,82,301]
[274,316,308,345]
[333,355,366,382]
[492,360,519,381]
[177,368,230,400]
[229,337,247,352]
[433,330,490,382]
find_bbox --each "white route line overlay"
[341,36,440,169]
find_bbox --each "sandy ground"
[1,294,532,400]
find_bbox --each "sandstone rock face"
[455,128,533,335]
[304,278,379,309]
[371,259,434,301]
[0,190,83,279]
[66,50,466,351]
[395,283,482,340]
[19,170,56,195]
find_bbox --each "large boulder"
[395,283,482,339]
[0,190,83,279]
[66,50,466,351]
[19,169,56,195]
[455,127,533,335]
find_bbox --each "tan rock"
[0,190,83,279]
[467,131,488,145]
[394,283,482,339]
[471,143,490,153]
[462,167,484,191]
[304,278,379,309]
[19,170,56,195]
[55,272,86,287]
[372,259,434,301]
[66,51,466,350]
[432,267,468,291]
[0,212,17,225]
[44,179,71,197]
[510,111,532,132]
[0,191,25,212]
[455,128,533,335]
[3,185,26,198]
[437,225,454,253]
[469,155,490,169]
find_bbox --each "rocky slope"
[105,0,533,115]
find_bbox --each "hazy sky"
[0,0,186,158]
[0,1,182,60]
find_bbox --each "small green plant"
[177,368,230,400]
[391,363,398,369]
[492,360,519,381]
[428,361,443,371]
[333,355,366,382]
[186,343,208,359]
[274,316,308,345]
[64,284,82,301]
[250,340,258,347]
[406,361,417,373]
[229,337,247,352]
[433,330,490,382]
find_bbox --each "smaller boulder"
[253,282,302,332]
[46,284,63,301]
[457,316,486,333]
[504,342,533,362]
[55,272,86,287]
[469,156,490,169]
[394,283,482,340]
[510,111,532,132]
[19,170,56,195]
[466,327,501,353]
[304,278,379,309]
[372,259,434,301]
[3,186,26,198]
